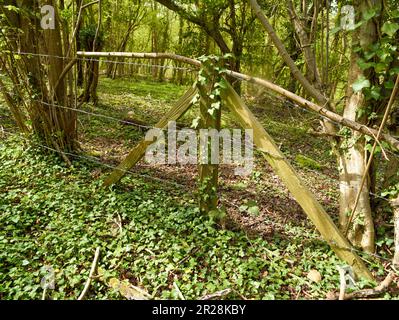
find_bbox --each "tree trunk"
[338,0,381,252]
[1,0,78,153]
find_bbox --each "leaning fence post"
[197,57,222,215]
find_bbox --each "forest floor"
[0,76,396,300]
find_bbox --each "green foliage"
[295,154,322,171]
[239,200,260,217]
[0,136,363,300]
[79,25,104,50]
[381,22,399,37]
[353,7,399,105]
[352,76,370,93]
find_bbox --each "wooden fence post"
[220,79,373,281]
[197,61,221,214]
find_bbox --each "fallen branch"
[200,289,232,300]
[328,272,395,300]
[78,247,101,300]
[173,282,186,300]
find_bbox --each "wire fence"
[3,50,399,154]
[1,51,399,264]
[4,51,197,72]
[1,51,399,206]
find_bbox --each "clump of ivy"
[79,24,104,51]
[195,54,231,219]
[0,136,366,300]
[196,54,231,119]
[352,8,399,122]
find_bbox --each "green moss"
[295,154,323,171]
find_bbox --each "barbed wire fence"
[1,51,399,272]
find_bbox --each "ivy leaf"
[352,76,370,92]
[207,108,216,116]
[392,10,399,19]
[215,79,228,89]
[357,59,374,71]
[211,102,221,110]
[384,80,395,89]
[190,94,200,105]
[198,75,207,85]
[375,62,387,73]
[191,117,200,129]
[389,67,399,76]
[369,86,381,100]
[362,9,376,21]
[381,22,399,37]
[248,206,260,216]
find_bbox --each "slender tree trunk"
[338,0,381,252]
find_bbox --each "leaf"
[352,76,370,92]
[389,67,399,76]
[216,79,228,89]
[384,80,395,89]
[191,117,200,129]
[364,51,376,61]
[246,200,258,207]
[307,269,322,283]
[369,86,381,100]
[362,9,376,21]
[22,260,29,266]
[381,22,399,37]
[211,102,221,110]
[248,206,260,216]
[375,62,387,73]
[392,10,399,19]
[357,59,374,71]
[109,278,151,300]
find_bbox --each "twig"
[365,127,389,161]
[200,289,232,300]
[42,287,47,301]
[173,282,185,300]
[78,247,101,300]
[116,213,123,234]
[329,272,395,300]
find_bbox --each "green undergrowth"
[0,136,365,300]
[0,78,389,300]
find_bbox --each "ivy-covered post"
[196,56,226,215]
